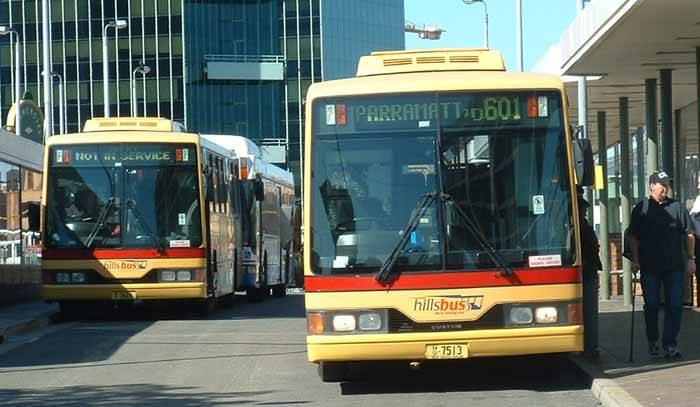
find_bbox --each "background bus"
[303,48,594,381]
[202,135,296,301]
[41,118,245,316]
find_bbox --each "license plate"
[425,343,469,359]
[112,291,136,301]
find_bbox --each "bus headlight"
[509,307,533,325]
[332,315,356,332]
[535,307,558,324]
[176,270,192,281]
[56,272,71,284]
[159,270,176,282]
[71,272,86,283]
[358,312,382,331]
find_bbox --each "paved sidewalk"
[0,301,58,344]
[572,297,700,407]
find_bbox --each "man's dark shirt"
[628,197,693,274]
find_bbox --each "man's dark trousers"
[582,268,599,353]
[641,270,684,350]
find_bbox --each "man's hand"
[688,259,696,276]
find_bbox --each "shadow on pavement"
[0,385,282,407]
[339,354,592,395]
[595,306,700,379]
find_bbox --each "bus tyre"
[318,361,348,383]
[272,284,287,298]
[195,298,215,317]
[58,301,81,320]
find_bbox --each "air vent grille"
[450,55,480,63]
[416,56,446,64]
[383,58,413,67]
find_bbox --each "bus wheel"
[318,361,348,382]
[58,301,82,320]
[194,297,215,317]
[272,284,287,298]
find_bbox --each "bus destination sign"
[51,144,195,167]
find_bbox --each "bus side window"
[208,153,217,213]
[230,163,240,218]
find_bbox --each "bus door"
[277,185,285,285]
[262,184,282,287]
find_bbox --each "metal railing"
[204,54,285,64]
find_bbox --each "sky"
[404,0,579,72]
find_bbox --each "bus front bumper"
[43,283,207,301]
[307,325,583,362]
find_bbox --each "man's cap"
[649,171,670,186]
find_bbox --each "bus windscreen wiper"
[85,198,115,248]
[375,193,437,283]
[442,194,513,276]
[127,199,166,252]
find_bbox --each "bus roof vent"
[82,117,186,133]
[357,48,505,77]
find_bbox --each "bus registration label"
[425,343,469,359]
[112,291,136,301]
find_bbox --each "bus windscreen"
[46,143,202,250]
[310,91,574,275]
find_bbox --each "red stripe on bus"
[304,267,581,292]
[42,248,206,260]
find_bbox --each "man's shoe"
[648,342,660,357]
[664,346,682,359]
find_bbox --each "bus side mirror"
[254,178,265,202]
[573,138,595,186]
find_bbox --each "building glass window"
[0,160,21,265]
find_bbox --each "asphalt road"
[0,294,600,407]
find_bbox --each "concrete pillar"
[636,128,645,202]
[620,97,632,306]
[660,69,674,190]
[598,111,611,300]
[674,109,683,200]
[645,78,658,178]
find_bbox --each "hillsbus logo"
[412,295,484,315]
[102,260,147,271]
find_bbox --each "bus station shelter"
[538,0,700,304]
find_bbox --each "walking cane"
[629,271,637,362]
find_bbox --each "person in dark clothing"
[628,171,696,359]
[578,186,602,358]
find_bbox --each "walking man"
[628,171,696,358]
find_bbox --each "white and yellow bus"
[41,118,291,315]
[303,49,595,381]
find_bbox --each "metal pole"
[14,31,21,137]
[515,0,523,71]
[103,25,110,117]
[132,69,137,117]
[42,0,53,140]
[483,2,489,49]
[660,69,674,190]
[646,78,658,175]
[620,97,632,306]
[58,75,64,134]
[598,111,611,300]
[636,128,645,202]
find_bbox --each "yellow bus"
[303,49,595,381]
[41,118,261,316]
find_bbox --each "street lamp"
[0,26,21,136]
[462,0,489,49]
[103,19,127,118]
[44,71,66,134]
[131,62,151,117]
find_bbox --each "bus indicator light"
[325,105,336,126]
[527,96,538,118]
[176,149,183,161]
[308,313,325,334]
[537,96,549,117]
[182,148,189,161]
[568,303,582,325]
[336,104,347,125]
